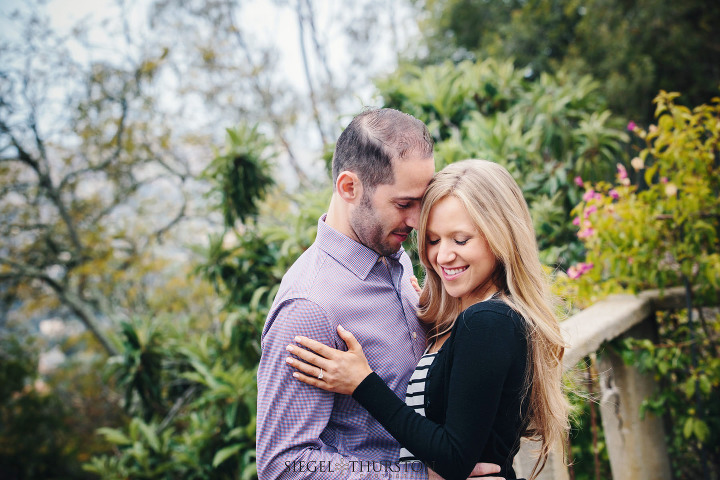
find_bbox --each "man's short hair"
[331,108,433,192]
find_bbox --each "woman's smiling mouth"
[441,266,468,278]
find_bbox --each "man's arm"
[257,298,429,479]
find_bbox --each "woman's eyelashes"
[426,237,471,246]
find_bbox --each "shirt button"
[412,331,417,339]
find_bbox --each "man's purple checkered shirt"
[257,215,428,479]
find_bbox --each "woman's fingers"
[286,343,328,371]
[293,335,337,359]
[337,325,361,352]
[291,370,330,391]
[410,275,421,294]
[286,354,324,380]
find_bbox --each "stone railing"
[514,287,690,480]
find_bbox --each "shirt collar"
[316,214,405,280]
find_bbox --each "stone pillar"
[597,317,672,480]
[514,438,569,480]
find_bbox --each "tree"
[0,7,204,355]
[413,0,720,123]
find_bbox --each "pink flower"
[609,189,620,199]
[572,216,581,226]
[583,189,596,202]
[567,266,580,279]
[593,192,603,201]
[617,163,628,180]
[568,262,594,279]
[579,262,594,274]
[574,176,584,187]
[578,227,595,239]
[661,176,669,184]
[627,121,637,131]
[584,205,597,218]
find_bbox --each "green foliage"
[204,125,277,227]
[571,91,720,477]
[571,91,720,300]
[617,310,720,477]
[415,0,720,123]
[0,332,109,479]
[378,59,628,265]
[85,314,258,479]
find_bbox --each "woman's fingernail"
[338,325,345,331]
[294,336,302,342]
[293,372,299,378]
[286,345,294,352]
[286,357,294,364]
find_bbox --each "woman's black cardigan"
[352,300,530,480]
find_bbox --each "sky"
[1,0,422,191]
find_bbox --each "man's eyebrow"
[392,196,423,201]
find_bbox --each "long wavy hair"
[416,159,569,479]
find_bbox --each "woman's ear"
[336,171,363,204]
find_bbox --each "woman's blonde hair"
[417,159,569,479]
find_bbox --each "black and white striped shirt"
[399,349,438,463]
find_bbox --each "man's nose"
[405,204,421,230]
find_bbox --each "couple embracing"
[257,108,568,480]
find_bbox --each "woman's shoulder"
[458,299,526,333]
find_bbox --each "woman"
[285,160,569,480]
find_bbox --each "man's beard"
[350,194,400,257]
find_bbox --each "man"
[257,108,501,479]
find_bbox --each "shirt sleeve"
[352,308,524,480]
[256,298,428,480]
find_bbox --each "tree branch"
[223,0,311,187]
[0,257,118,356]
[296,0,329,146]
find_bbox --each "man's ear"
[336,171,363,204]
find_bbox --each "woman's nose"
[436,241,456,264]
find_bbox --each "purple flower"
[574,176,584,187]
[572,216,581,226]
[609,189,620,199]
[583,189,596,202]
[627,121,637,131]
